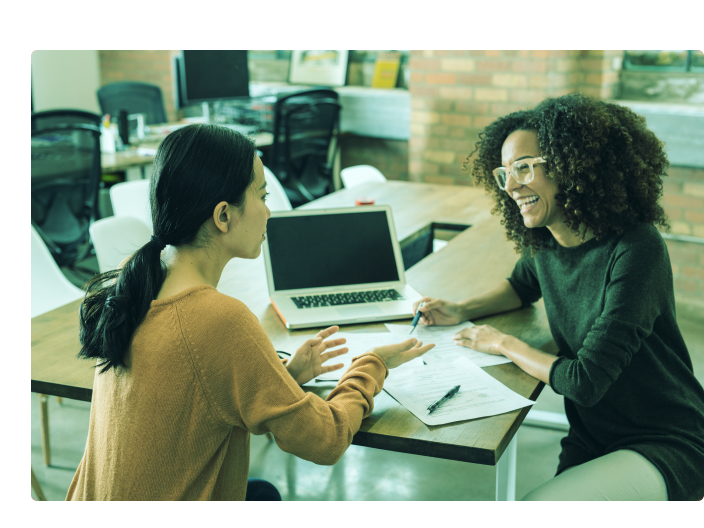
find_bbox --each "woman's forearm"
[460,280,523,321]
[497,335,557,385]
[471,282,557,385]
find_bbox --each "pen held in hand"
[427,384,461,414]
[409,302,426,334]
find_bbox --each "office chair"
[31,111,103,272]
[262,165,293,212]
[90,216,153,273]
[109,179,153,230]
[268,89,341,208]
[31,225,85,466]
[31,225,85,317]
[340,165,387,189]
[97,82,168,125]
[31,108,101,134]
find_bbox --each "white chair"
[263,165,292,212]
[31,225,85,466]
[340,165,387,189]
[89,216,153,273]
[109,179,152,230]
[32,226,84,318]
[522,409,570,432]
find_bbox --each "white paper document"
[383,356,534,426]
[385,323,512,368]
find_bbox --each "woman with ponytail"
[67,124,434,501]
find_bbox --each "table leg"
[31,468,47,501]
[38,394,51,466]
[332,142,341,191]
[495,435,517,501]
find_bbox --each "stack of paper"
[383,357,533,426]
[385,323,512,368]
[289,328,532,426]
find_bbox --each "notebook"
[262,205,423,329]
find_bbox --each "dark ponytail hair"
[79,124,256,373]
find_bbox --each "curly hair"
[467,93,670,253]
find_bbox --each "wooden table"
[31,181,557,500]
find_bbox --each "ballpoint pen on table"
[427,385,461,414]
[409,302,425,334]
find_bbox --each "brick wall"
[666,237,704,318]
[98,50,180,123]
[408,50,703,318]
[662,167,704,317]
[664,167,704,238]
[408,50,622,185]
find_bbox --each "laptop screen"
[266,210,400,291]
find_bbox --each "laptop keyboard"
[291,289,406,309]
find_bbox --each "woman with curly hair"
[413,93,704,501]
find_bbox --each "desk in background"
[101,127,343,193]
[31,181,557,500]
[101,130,274,174]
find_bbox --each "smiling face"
[501,129,564,231]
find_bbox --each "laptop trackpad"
[335,305,383,318]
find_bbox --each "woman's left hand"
[286,326,349,385]
[453,324,509,356]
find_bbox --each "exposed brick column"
[577,50,623,99]
[98,50,180,123]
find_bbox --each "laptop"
[262,205,423,329]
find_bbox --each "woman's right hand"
[412,297,466,326]
[369,339,435,369]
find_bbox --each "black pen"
[427,385,461,414]
[409,302,425,334]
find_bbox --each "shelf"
[250,82,410,141]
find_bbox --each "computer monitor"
[173,56,186,110]
[178,50,250,105]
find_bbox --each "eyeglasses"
[492,157,546,191]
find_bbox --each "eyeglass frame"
[492,157,547,192]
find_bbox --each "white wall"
[31,50,101,114]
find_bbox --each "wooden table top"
[31,180,556,465]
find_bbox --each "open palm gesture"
[286,326,349,385]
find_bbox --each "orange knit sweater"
[66,285,388,500]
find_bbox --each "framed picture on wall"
[288,50,349,86]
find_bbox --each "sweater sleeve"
[190,297,388,466]
[549,228,668,407]
[507,251,542,307]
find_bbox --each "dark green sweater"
[508,223,704,501]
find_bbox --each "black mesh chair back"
[97,82,167,125]
[31,111,102,268]
[269,89,341,207]
[31,109,101,134]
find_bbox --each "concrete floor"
[32,256,704,500]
